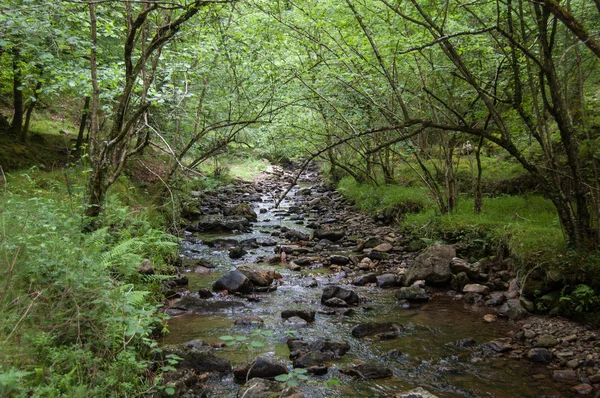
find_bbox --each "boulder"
[236,378,301,398]
[163,340,230,373]
[377,274,402,288]
[237,265,282,287]
[341,363,393,380]
[321,286,359,307]
[192,215,250,233]
[352,273,377,286]
[281,310,316,323]
[527,348,553,364]
[450,257,480,278]
[314,229,345,242]
[351,322,403,338]
[462,284,490,295]
[498,299,529,320]
[224,202,257,221]
[233,357,287,381]
[395,387,440,398]
[405,244,455,285]
[213,271,253,293]
[395,285,430,302]
[229,246,247,259]
[329,255,350,265]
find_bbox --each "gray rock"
[281,310,316,323]
[377,274,402,288]
[236,378,301,398]
[192,215,250,233]
[405,244,455,285]
[223,202,257,221]
[314,229,345,242]
[237,265,281,287]
[321,286,359,306]
[213,271,253,293]
[373,243,393,252]
[463,284,490,295]
[395,285,430,302]
[324,297,348,307]
[527,348,552,364]
[450,257,480,278]
[341,362,393,380]
[352,273,378,286]
[352,322,403,338]
[535,334,559,348]
[498,299,529,320]
[233,357,287,380]
[234,316,264,326]
[138,258,154,274]
[329,255,350,265]
[163,341,230,373]
[450,272,469,292]
[229,246,247,259]
[395,387,439,398]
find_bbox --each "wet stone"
[377,273,402,288]
[395,285,430,302]
[352,273,377,286]
[329,255,350,265]
[233,357,287,381]
[321,286,359,307]
[552,369,578,380]
[340,362,393,380]
[352,322,403,338]
[395,387,440,398]
[527,348,553,364]
[281,310,316,323]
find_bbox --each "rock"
[527,348,553,364]
[314,229,345,242]
[450,257,480,278]
[193,266,212,274]
[395,285,430,302]
[552,369,577,380]
[352,322,403,338]
[588,373,600,383]
[296,187,312,195]
[229,246,247,259]
[367,251,389,261]
[340,363,393,380]
[213,271,253,293]
[281,310,316,323]
[373,243,393,252]
[237,265,282,287]
[306,366,328,375]
[321,286,359,307]
[236,378,301,398]
[485,292,506,307]
[233,357,288,381]
[404,244,456,285]
[171,296,244,313]
[287,339,350,358]
[323,297,348,307]
[223,202,257,221]
[535,334,559,348]
[450,272,469,292]
[487,338,512,353]
[138,258,154,274]
[163,341,230,373]
[234,316,264,326]
[571,384,593,395]
[483,314,497,323]
[506,278,520,299]
[293,351,336,367]
[463,284,490,295]
[352,273,377,286]
[377,274,402,288]
[197,288,213,299]
[172,275,188,286]
[455,338,476,348]
[498,299,529,320]
[284,229,310,241]
[395,387,440,398]
[329,255,350,265]
[192,215,250,233]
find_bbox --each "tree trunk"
[474,136,484,214]
[75,96,90,157]
[22,79,43,140]
[11,49,23,140]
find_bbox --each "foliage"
[0,168,179,396]
[274,367,309,388]
[559,284,600,314]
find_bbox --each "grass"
[337,176,566,266]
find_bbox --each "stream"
[160,166,574,398]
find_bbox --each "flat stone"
[536,334,559,348]
[352,322,403,338]
[373,243,393,252]
[487,339,512,353]
[340,362,393,380]
[352,273,377,286]
[571,384,593,395]
[552,369,577,380]
[463,284,490,295]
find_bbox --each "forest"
[1,0,600,397]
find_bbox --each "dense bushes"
[0,168,178,396]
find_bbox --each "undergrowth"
[0,167,179,397]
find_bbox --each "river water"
[161,176,571,398]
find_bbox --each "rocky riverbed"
[156,164,600,398]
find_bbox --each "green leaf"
[297,374,309,380]
[293,368,308,374]
[219,335,234,341]
[274,374,289,382]
[250,341,264,348]
[165,386,175,395]
[287,379,299,387]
